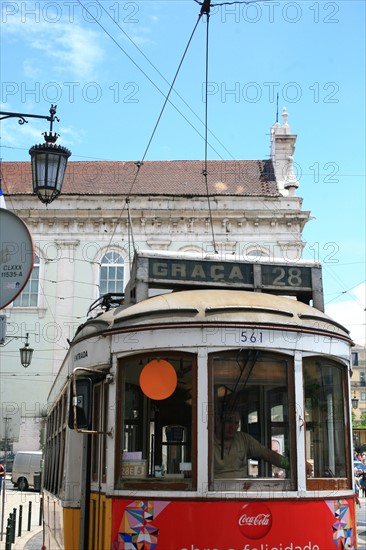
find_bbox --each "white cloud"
[23,59,43,80]
[30,25,104,79]
[325,283,366,345]
[0,119,44,147]
[3,8,104,80]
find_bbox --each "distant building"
[351,345,366,449]
[0,109,310,449]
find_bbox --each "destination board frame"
[126,251,324,311]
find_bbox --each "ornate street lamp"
[19,333,34,368]
[0,104,71,205]
[0,325,34,368]
[352,392,359,410]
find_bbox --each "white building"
[0,109,309,450]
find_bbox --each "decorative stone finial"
[284,155,299,196]
[282,107,289,128]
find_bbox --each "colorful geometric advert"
[117,500,170,549]
[326,499,356,550]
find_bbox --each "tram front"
[45,251,356,550]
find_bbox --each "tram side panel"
[43,416,83,549]
[110,497,357,549]
[43,385,84,550]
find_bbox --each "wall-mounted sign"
[0,208,34,309]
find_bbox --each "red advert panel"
[111,497,356,550]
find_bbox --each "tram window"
[44,390,67,497]
[210,350,295,488]
[91,381,109,483]
[304,358,350,487]
[116,354,196,490]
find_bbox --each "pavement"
[358,495,366,550]
[0,476,42,550]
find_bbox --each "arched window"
[13,255,40,307]
[99,251,124,296]
[244,246,270,261]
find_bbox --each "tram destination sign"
[127,253,324,311]
[149,258,254,286]
[148,258,312,289]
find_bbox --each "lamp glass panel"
[33,153,47,188]
[20,346,33,367]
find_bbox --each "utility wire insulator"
[200,0,211,16]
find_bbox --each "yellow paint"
[89,492,112,550]
[43,491,80,550]
[63,508,81,549]
[43,491,112,549]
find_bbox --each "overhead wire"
[195,0,269,5]
[94,0,235,161]
[1,1,364,323]
[75,0,225,160]
[2,144,365,178]
[75,0,215,260]
[195,0,366,302]
[201,1,218,253]
[324,280,366,306]
[139,15,202,165]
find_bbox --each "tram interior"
[213,351,291,480]
[303,358,348,479]
[119,355,194,486]
[116,352,350,489]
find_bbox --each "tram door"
[89,380,109,549]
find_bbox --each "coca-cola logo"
[238,503,272,539]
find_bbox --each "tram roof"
[74,289,351,343]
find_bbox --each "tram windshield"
[211,350,295,488]
[304,358,349,482]
[117,353,196,489]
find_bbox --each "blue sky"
[1,0,365,343]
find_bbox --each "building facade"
[0,110,311,450]
[351,345,366,449]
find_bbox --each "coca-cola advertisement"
[111,497,356,549]
[237,503,272,539]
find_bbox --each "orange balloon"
[139,359,177,400]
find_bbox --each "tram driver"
[214,409,289,479]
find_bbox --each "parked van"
[11,451,42,491]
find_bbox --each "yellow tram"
[43,251,356,549]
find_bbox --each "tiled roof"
[1,159,279,197]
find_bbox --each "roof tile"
[1,159,279,197]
